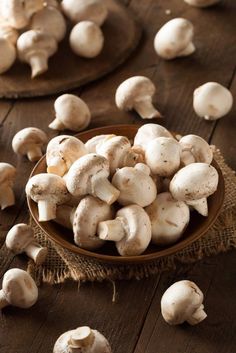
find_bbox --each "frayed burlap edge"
[27,149,236,284]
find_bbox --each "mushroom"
[66,154,120,205]
[31,6,67,42]
[85,134,116,153]
[25,173,70,221]
[0,163,16,210]
[112,163,157,207]
[145,137,181,176]
[0,268,38,310]
[0,19,19,45]
[145,192,190,245]
[5,223,48,265]
[46,135,87,176]
[154,18,195,60]
[161,280,207,325]
[49,94,91,132]
[187,198,208,216]
[98,204,152,256]
[133,123,173,151]
[12,127,48,162]
[184,0,220,7]
[61,0,108,26]
[0,37,16,74]
[69,21,104,59]
[44,0,59,8]
[115,76,162,119]
[17,30,57,78]
[170,163,219,201]
[179,134,213,166]
[53,326,111,353]
[193,82,233,121]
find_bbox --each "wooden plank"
[0,101,13,124]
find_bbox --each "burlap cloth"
[26,149,236,284]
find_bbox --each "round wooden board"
[0,1,141,99]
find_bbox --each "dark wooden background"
[0,1,236,352]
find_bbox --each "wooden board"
[0,0,141,98]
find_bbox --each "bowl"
[27,124,225,264]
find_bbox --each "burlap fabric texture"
[27,150,236,284]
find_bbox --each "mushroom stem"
[69,327,94,350]
[187,304,207,325]
[47,157,67,176]
[25,243,48,265]
[0,185,15,210]
[133,98,162,119]
[37,199,56,221]
[27,146,43,162]
[92,176,120,205]
[178,42,196,57]
[0,290,8,309]
[48,118,65,130]
[30,54,48,78]
[98,218,125,241]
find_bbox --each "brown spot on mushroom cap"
[12,127,48,155]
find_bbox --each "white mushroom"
[5,223,47,265]
[145,192,190,245]
[98,204,152,256]
[154,18,195,60]
[46,135,87,176]
[25,173,70,221]
[179,134,213,166]
[0,37,16,74]
[12,127,48,162]
[66,154,120,205]
[0,19,19,45]
[69,21,104,59]
[187,198,208,216]
[193,82,233,121]
[17,30,57,78]
[0,268,38,310]
[133,123,173,151]
[112,163,157,207]
[184,0,220,7]
[170,163,219,201]
[53,326,111,353]
[61,0,108,26]
[115,76,162,119]
[49,94,91,132]
[85,134,116,153]
[0,163,16,210]
[161,280,207,325]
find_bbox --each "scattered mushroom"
[53,326,111,353]
[179,134,213,166]
[161,280,207,325]
[69,21,104,59]
[0,162,16,210]
[0,268,38,310]
[85,134,116,153]
[98,204,152,256]
[0,37,16,74]
[184,0,220,7]
[49,94,91,132]
[115,76,162,119]
[193,82,233,121]
[133,123,173,151]
[46,135,87,176]
[154,18,195,60]
[12,127,48,162]
[17,29,57,78]
[25,173,70,221]
[5,223,48,265]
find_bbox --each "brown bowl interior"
[27,125,225,264]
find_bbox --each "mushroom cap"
[73,196,113,250]
[0,19,19,45]
[61,0,108,26]
[184,0,220,7]
[115,76,156,111]
[6,223,34,254]
[0,162,16,184]
[2,268,38,308]
[133,123,173,150]
[154,18,194,60]
[179,134,213,165]
[46,135,87,176]
[85,134,116,153]
[170,163,219,201]
[0,38,16,74]
[69,21,104,59]
[193,82,233,120]
[12,127,48,155]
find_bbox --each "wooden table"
[0,1,235,352]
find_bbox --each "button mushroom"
[61,0,108,26]
[161,280,207,325]
[66,154,120,205]
[53,326,111,353]
[5,223,48,265]
[0,19,19,45]
[193,82,233,121]
[184,0,220,7]
[0,162,16,210]
[0,37,16,74]
[17,29,57,78]
[12,127,48,162]
[98,204,152,256]
[145,192,190,245]
[0,268,38,310]
[69,21,104,59]
[133,123,173,151]
[46,135,87,176]
[179,134,213,166]
[85,134,116,153]
[154,18,195,60]
[26,173,70,221]
[112,163,157,207]
[49,94,91,132]
[115,76,162,119]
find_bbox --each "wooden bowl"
[27,125,225,264]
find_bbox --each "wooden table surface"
[0,1,236,352]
